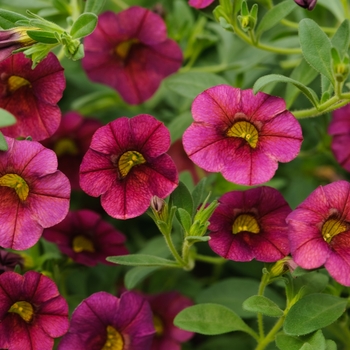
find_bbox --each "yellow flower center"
[8,301,34,323]
[0,174,29,201]
[72,235,95,253]
[102,325,124,350]
[8,75,31,93]
[54,138,79,156]
[322,218,348,243]
[226,121,259,148]
[153,314,164,336]
[115,39,139,60]
[118,151,146,178]
[232,214,260,234]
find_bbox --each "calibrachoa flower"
[0,52,65,141]
[0,270,69,350]
[328,104,350,172]
[294,0,317,10]
[0,137,70,250]
[41,111,102,189]
[79,114,178,219]
[183,85,303,186]
[188,0,215,9]
[208,186,291,262]
[287,180,350,286]
[43,209,128,267]
[0,248,23,274]
[148,291,194,350]
[58,291,155,350]
[82,7,183,105]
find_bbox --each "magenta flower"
[328,104,350,172]
[183,85,303,186]
[188,0,215,9]
[208,186,291,262]
[0,52,65,141]
[0,137,70,250]
[43,209,128,267]
[0,270,69,350]
[294,0,317,10]
[0,249,23,274]
[58,291,155,350]
[82,7,183,105]
[287,180,350,286]
[79,114,178,219]
[41,112,102,189]
[148,291,194,350]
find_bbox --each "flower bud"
[269,256,298,278]
[294,0,317,11]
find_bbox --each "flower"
[183,85,303,186]
[208,186,291,262]
[79,114,178,219]
[148,291,194,350]
[328,104,350,172]
[82,7,183,105]
[188,0,215,9]
[43,209,128,267]
[58,291,155,350]
[0,52,65,141]
[287,180,350,286]
[0,137,70,250]
[0,270,69,349]
[294,0,317,10]
[41,111,102,189]
[0,249,23,274]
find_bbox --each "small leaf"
[0,108,16,127]
[171,181,194,217]
[52,0,70,14]
[177,208,192,234]
[0,132,8,151]
[174,303,253,335]
[27,30,58,44]
[70,12,98,39]
[84,0,106,15]
[243,295,284,317]
[0,9,28,29]
[106,254,179,268]
[192,178,207,215]
[325,339,337,350]
[124,266,160,290]
[168,111,192,142]
[317,0,344,22]
[185,236,210,243]
[331,19,350,58]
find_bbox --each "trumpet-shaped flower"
[0,52,65,141]
[82,7,183,105]
[0,137,70,250]
[43,209,128,266]
[287,180,350,286]
[183,85,303,186]
[0,271,69,350]
[208,186,291,262]
[79,114,178,219]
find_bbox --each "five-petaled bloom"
[0,52,65,141]
[188,0,215,9]
[79,114,178,219]
[294,0,317,10]
[208,186,291,262]
[287,180,350,286]
[183,85,303,185]
[58,291,155,350]
[0,270,69,350]
[43,209,128,267]
[0,137,70,250]
[82,6,183,105]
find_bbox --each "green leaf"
[70,12,98,39]
[325,339,337,350]
[243,295,284,317]
[317,0,344,22]
[27,30,58,44]
[192,178,207,215]
[171,181,194,217]
[174,303,253,335]
[299,19,334,84]
[52,0,70,14]
[291,271,329,298]
[256,0,297,38]
[0,132,8,151]
[177,208,192,234]
[168,111,192,143]
[124,266,160,289]
[0,9,28,29]
[106,254,179,267]
[0,0,48,9]
[0,108,16,127]
[284,293,347,336]
[84,0,106,15]
[277,330,327,350]
[185,236,210,243]
[331,19,350,58]
[165,72,228,99]
[253,74,319,107]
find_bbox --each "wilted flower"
[82,7,183,105]
[294,0,317,10]
[43,209,128,267]
[0,249,23,274]
[58,291,155,350]
[188,0,215,9]
[80,114,178,219]
[0,52,65,141]
[183,85,303,185]
[208,186,291,262]
[287,180,350,286]
[0,271,69,349]
[0,137,70,250]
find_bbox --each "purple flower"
[294,0,317,10]
[79,114,178,219]
[43,209,128,267]
[208,186,291,262]
[287,180,350,286]
[183,85,303,186]
[0,249,23,274]
[58,291,155,350]
[0,52,65,141]
[0,137,70,250]
[188,0,215,9]
[82,7,183,105]
[0,271,69,350]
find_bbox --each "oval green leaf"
[0,132,8,151]
[0,108,16,127]
[27,30,58,44]
[243,295,284,317]
[70,12,98,39]
[106,254,179,267]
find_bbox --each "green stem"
[194,253,227,265]
[257,273,270,339]
[341,0,350,19]
[255,316,285,350]
[70,0,80,22]
[163,232,186,267]
[280,19,335,34]
[110,0,129,9]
